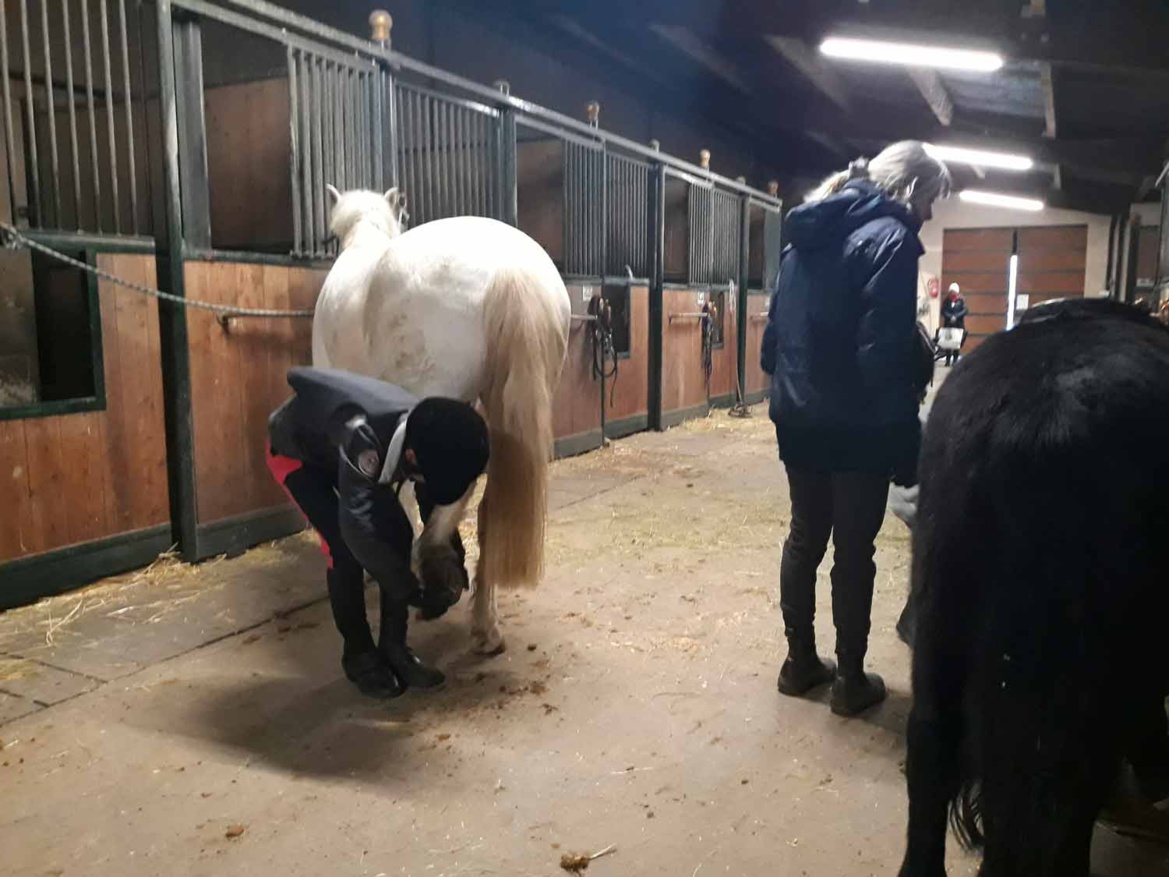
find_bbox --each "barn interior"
[2,1,1168,875]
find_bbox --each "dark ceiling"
[464,0,1169,214]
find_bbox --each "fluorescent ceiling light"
[820,37,1003,72]
[925,144,1033,171]
[960,189,1045,212]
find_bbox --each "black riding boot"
[778,632,836,697]
[831,650,887,717]
[378,598,445,689]
[328,567,404,699]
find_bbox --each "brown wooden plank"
[1017,225,1088,252]
[0,420,34,560]
[22,416,67,554]
[56,413,107,545]
[942,228,1015,253]
[745,294,770,394]
[204,79,293,250]
[187,263,233,524]
[963,292,1008,315]
[943,250,1015,274]
[940,272,1008,295]
[1018,271,1084,296]
[95,267,127,533]
[106,255,167,530]
[662,289,707,413]
[1018,249,1086,273]
[607,286,649,420]
[966,314,1008,335]
[517,140,564,265]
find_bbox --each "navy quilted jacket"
[761,179,923,476]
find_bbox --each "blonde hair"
[806,140,951,206]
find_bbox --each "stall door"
[940,228,1014,351]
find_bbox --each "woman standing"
[761,141,950,717]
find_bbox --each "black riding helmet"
[404,398,489,505]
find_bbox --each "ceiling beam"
[539,2,1169,75]
[649,24,753,93]
[1040,63,1058,139]
[906,68,953,127]
[764,35,852,112]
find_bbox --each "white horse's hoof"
[471,628,506,657]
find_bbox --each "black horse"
[900,298,1169,877]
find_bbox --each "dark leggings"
[266,445,412,659]
[780,466,890,656]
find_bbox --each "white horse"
[312,187,571,654]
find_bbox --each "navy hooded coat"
[761,179,924,478]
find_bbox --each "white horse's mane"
[327,186,408,248]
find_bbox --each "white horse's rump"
[313,188,570,653]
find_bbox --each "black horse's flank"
[900,301,1169,877]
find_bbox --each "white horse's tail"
[478,266,567,589]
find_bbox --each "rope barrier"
[0,222,317,321]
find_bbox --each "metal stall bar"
[40,0,61,226]
[736,194,750,404]
[172,0,780,209]
[454,101,467,214]
[647,160,665,430]
[0,1,16,224]
[19,0,42,225]
[382,68,396,189]
[368,71,381,190]
[117,0,137,233]
[154,0,198,559]
[98,0,120,232]
[299,50,315,255]
[287,46,302,255]
[310,56,324,254]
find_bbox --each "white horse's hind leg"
[413,484,473,567]
[470,576,503,655]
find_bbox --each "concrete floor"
[1,407,1166,877]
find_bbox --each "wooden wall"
[185,261,325,525]
[661,289,709,416]
[552,285,603,445]
[744,292,770,397]
[517,139,565,267]
[0,254,168,561]
[707,292,738,402]
[605,286,649,424]
[204,78,295,251]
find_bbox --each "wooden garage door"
[1017,226,1088,310]
[941,225,1087,350]
[941,229,1013,351]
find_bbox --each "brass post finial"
[736,175,746,183]
[649,139,660,151]
[369,10,392,46]
[494,79,511,95]
[767,180,779,196]
[699,149,711,170]
[586,101,600,127]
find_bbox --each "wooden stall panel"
[552,285,603,448]
[0,255,168,562]
[605,286,649,423]
[708,292,739,403]
[517,140,565,268]
[187,261,326,524]
[204,79,294,251]
[662,289,709,419]
[744,293,770,396]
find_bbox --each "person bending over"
[267,366,488,698]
